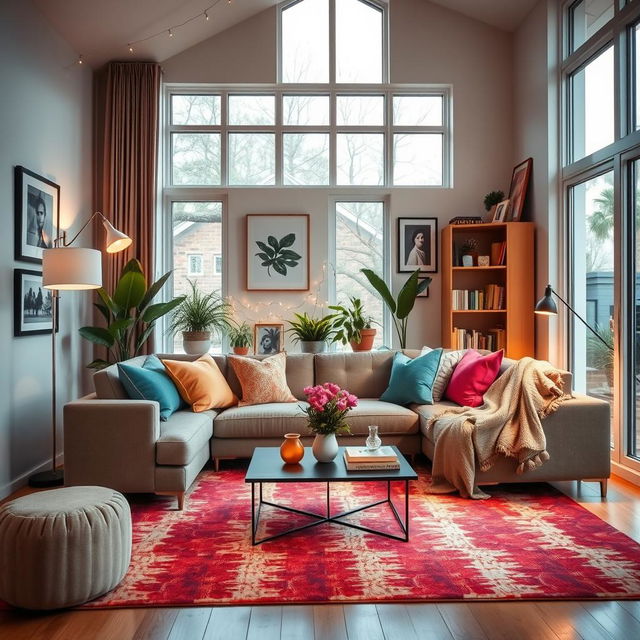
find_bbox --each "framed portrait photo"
[507,158,532,222]
[397,217,438,273]
[254,323,285,355]
[14,269,55,336]
[493,199,510,222]
[246,214,309,291]
[14,166,60,264]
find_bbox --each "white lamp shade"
[43,247,102,290]
[103,219,132,253]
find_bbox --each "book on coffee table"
[343,452,401,471]
[344,446,398,463]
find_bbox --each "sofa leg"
[579,478,608,498]
[156,491,186,510]
[214,458,219,472]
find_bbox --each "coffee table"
[244,446,418,545]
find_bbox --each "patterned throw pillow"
[421,347,466,402]
[228,352,297,407]
[161,354,238,412]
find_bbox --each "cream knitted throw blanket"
[425,357,571,499]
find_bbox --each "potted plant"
[227,321,253,355]
[361,269,430,349]
[461,238,479,266]
[79,259,185,370]
[483,190,505,221]
[168,280,232,354]
[587,324,614,388]
[287,312,336,353]
[329,297,377,351]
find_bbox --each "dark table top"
[244,446,418,483]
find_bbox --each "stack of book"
[343,446,400,471]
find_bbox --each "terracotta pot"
[232,346,250,355]
[182,331,211,355]
[280,433,305,464]
[350,328,376,352]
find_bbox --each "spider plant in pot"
[287,312,336,353]
[328,297,377,351]
[168,280,232,354]
[227,321,253,355]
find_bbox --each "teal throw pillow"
[118,355,183,421]
[380,349,444,406]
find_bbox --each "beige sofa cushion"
[314,351,395,399]
[412,401,460,441]
[214,398,418,439]
[156,410,216,465]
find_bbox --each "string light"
[124,0,231,53]
[77,55,83,65]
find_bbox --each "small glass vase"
[366,425,381,451]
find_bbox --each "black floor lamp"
[28,213,131,488]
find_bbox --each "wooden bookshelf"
[441,222,535,359]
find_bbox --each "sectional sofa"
[63,351,611,509]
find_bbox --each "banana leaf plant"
[79,259,185,370]
[360,269,430,349]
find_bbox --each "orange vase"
[280,433,304,464]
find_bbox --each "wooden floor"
[2,475,640,640]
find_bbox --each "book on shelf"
[343,452,401,471]
[344,446,398,463]
[449,216,483,225]
[452,327,505,351]
[451,286,504,310]
[490,241,507,266]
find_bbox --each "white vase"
[312,433,339,463]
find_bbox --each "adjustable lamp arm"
[62,211,109,247]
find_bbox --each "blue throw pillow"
[380,349,444,406]
[118,355,183,421]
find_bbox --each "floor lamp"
[28,213,131,488]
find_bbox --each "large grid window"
[562,0,640,478]
[166,90,450,187]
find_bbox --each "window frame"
[186,253,204,276]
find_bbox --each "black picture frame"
[14,165,60,264]
[417,279,430,298]
[397,217,438,273]
[14,269,56,336]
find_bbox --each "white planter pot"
[312,433,339,463]
[182,331,211,355]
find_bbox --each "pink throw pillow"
[444,349,504,407]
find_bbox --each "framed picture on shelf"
[14,269,55,336]
[246,214,309,291]
[254,323,285,355]
[14,166,60,264]
[397,217,438,273]
[492,199,510,222]
[507,158,532,222]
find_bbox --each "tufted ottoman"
[0,486,131,609]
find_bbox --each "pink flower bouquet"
[302,383,358,435]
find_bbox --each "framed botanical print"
[254,323,285,355]
[14,166,60,264]
[397,217,438,273]
[14,269,55,336]
[246,214,309,290]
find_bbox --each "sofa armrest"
[63,394,161,492]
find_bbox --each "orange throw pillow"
[161,354,238,412]
[228,352,297,407]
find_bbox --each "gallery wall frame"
[397,217,438,273]
[14,269,56,336]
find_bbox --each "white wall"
[0,0,93,497]
[513,0,559,362]
[162,0,515,351]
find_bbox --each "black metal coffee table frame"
[245,446,417,545]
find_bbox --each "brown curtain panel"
[94,61,161,355]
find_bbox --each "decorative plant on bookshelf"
[483,190,505,221]
[361,269,429,349]
[461,239,479,266]
[328,297,377,351]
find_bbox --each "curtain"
[94,61,161,355]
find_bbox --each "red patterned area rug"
[83,463,640,607]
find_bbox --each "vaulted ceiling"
[33,0,539,68]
